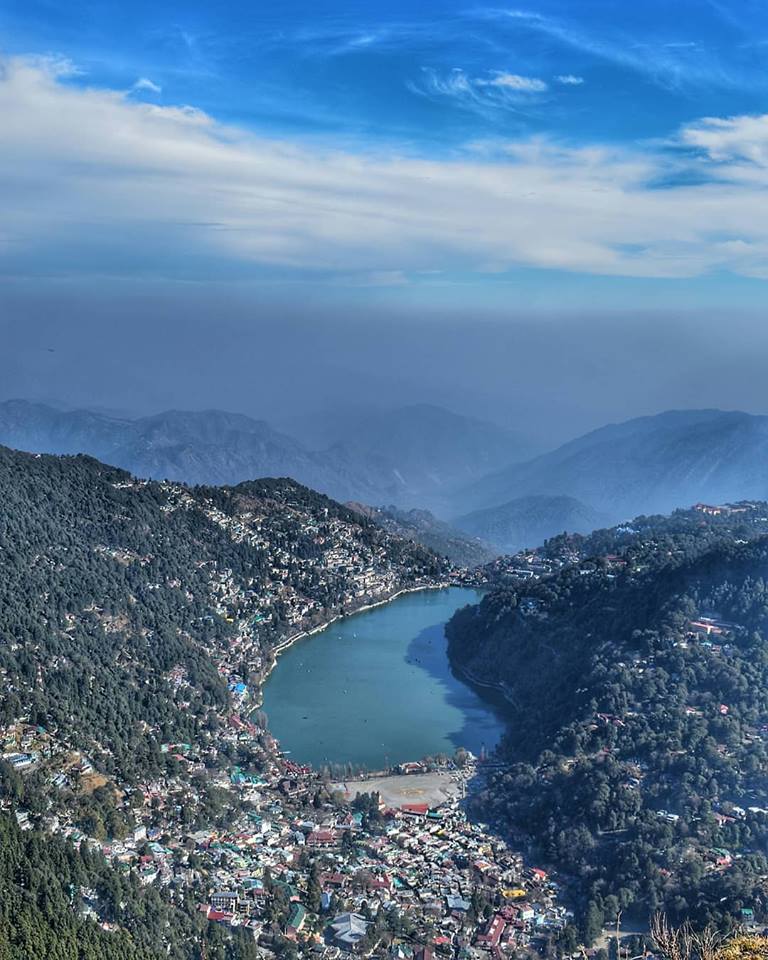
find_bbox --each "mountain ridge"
[0,399,527,512]
[454,493,610,554]
[446,502,768,934]
[458,408,768,524]
[347,501,497,567]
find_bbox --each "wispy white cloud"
[132,77,162,95]
[410,67,548,115]
[484,72,547,91]
[555,74,584,85]
[3,55,768,282]
[477,7,744,92]
[679,114,768,167]
[281,22,429,58]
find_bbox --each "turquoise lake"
[261,587,507,771]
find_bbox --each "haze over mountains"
[455,495,610,556]
[455,409,768,531]
[0,401,387,502]
[283,403,537,490]
[0,400,527,515]
[3,401,768,556]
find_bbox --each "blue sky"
[5,0,768,144]
[0,0,768,144]
[3,0,768,307]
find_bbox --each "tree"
[584,901,605,946]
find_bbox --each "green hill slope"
[447,504,768,935]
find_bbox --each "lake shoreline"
[259,585,502,771]
[453,662,517,708]
[262,583,504,777]
[250,580,453,711]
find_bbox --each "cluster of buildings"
[152,482,453,693]
[1,721,100,791]
[1,475,569,955]
[1,704,571,958]
[188,756,572,957]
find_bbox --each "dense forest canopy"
[0,446,445,778]
[0,811,263,960]
[447,503,768,939]
[0,445,449,959]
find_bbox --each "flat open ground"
[331,771,461,808]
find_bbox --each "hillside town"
[0,464,580,958]
[8,471,768,958]
[0,467,587,956]
[0,713,572,959]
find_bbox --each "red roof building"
[476,914,506,949]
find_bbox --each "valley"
[4,437,768,958]
[0,444,572,959]
[5,3,768,958]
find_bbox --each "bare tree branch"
[650,913,724,960]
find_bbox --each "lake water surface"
[261,587,507,771]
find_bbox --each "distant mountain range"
[0,401,389,503]
[0,400,527,513]
[455,409,768,531]
[6,402,768,556]
[454,494,610,555]
[285,403,537,498]
[347,503,497,567]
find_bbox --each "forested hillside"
[0,445,446,777]
[0,811,260,960]
[0,445,450,958]
[454,493,608,554]
[447,504,768,938]
[347,501,497,566]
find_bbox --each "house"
[210,891,239,913]
[476,915,506,949]
[6,752,36,769]
[286,903,307,938]
[322,872,346,888]
[399,762,424,775]
[14,811,31,831]
[308,829,338,848]
[446,894,471,913]
[502,888,526,900]
[207,909,234,923]
[391,946,415,960]
[280,778,303,797]
[328,912,369,950]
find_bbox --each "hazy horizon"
[4,0,768,446]
[4,285,768,448]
